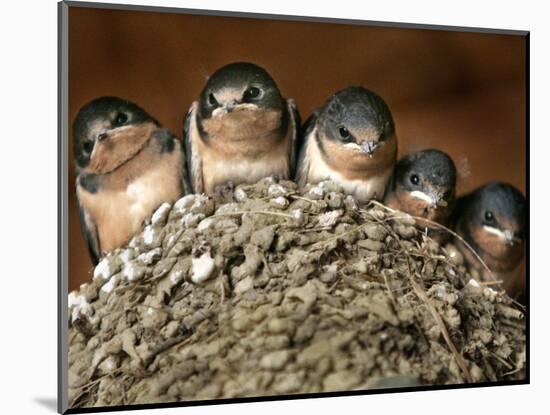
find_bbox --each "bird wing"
[286,98,301,179]
[76,194,101,266]
[152,127,191,195]
[295,111,318,187]
[177,139,192,195]
[183,101,204,194]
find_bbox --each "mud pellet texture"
[67,179,526,409]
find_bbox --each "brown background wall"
[68,6,526,291]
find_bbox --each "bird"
[296,86,397,203]
[183,62,300,194]
[384,149,457,242]
[73,96,189,265]
[452,182,526,300]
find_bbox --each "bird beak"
[483,226,522,246]
[212,100,240,117]
[410,190,437,208]
[223,100,238,113]
[432,191,448,208]
[409,189,449,210]
[97,130,109,142]
[503,229,522,246]
[361,141,377,157]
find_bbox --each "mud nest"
[67,178,526,409]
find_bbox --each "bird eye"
[244,86,261,100]
[208,93,218,106]
[338,127,350,140]
[484,210,495,223]
[115,112,128,125]
[83,141,94,154]
[410,174,420,185]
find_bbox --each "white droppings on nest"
[191,195,211,211]
[191,251,216,284]
[467,278,481,288]
[215,203,240,215]
[318,210,342,227]
[431,284,448,300]
[101,275,119,294]
[151,202,171,225]
[174,194,197,212]
[123,263,140,281]
[123,262,147,282]
[137,248,162,265]
[142,225,155,245]
[234,188,248,202]
[93,257,113,280]
[268,184,287,197]
[291,209,303,220]
[170,270,184,286]
[119,249,134,265]
[68,292,93,322]
[68,292,82,308]
[182,212,205,228]
[484,286,499,295]
[101,356,117,372]
[289,209,306,226]
[198,217,215,233]
[308,185,325,198]
[271,196,289,208]
[483,286,499,302]
[147,307,154,316]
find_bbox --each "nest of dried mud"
[67,178,526,409]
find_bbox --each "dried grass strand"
[366,201,495,284]
[368,212,474,383]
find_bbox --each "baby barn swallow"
[453,182,526,298]
[384,149,457,239]
[184,62,300,194]
[74,96,189,265]
[296,86,397,203]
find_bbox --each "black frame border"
[57,1,530,413]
